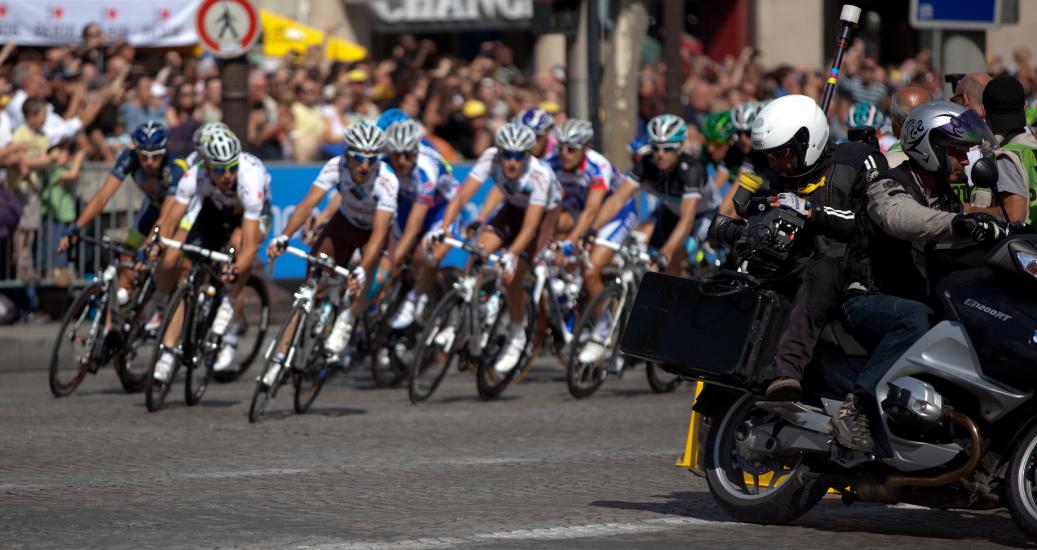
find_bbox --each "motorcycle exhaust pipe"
[885,407,982,488]
[857,407,982,503]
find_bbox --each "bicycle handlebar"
[160,237,234,264]
[439,235,502,264]
[282,246,352,280]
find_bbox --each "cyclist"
[516,107,556,159]
[848,102,896,153]
[151,129,272,383]
[58,121,183,302]
[434,122,561,375]
[266,121,398,369]
[545,119,641,365]
[592,114,706,276]
[382,120,460,330]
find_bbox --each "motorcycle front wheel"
[704,394,827,525]
[1006,422,1037,542]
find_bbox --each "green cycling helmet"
[1026,97,1037,128]
[702,111,735,144]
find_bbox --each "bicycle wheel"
[215,273,271,383]
[370,275,410,388]
[475,289,534,400]
[184,289,219,406]
[408,289,466,404]
[114,274,159,393]
[294,306,333,414]
[249,304,304,423]
[49,283,106,397]
[145,285,191,412]
[646,362,682,393]
[566,285,624,399]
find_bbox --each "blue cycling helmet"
[646,114,687,146]
[377,108,410,131]
[515,108,554,136]
[628,134,650,158]
[132,121,169,152]
[848,102,886,129]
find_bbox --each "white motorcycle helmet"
[751,95,829,176]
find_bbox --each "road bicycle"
[144,237,236,412]
[408,236,532,403]
[566,238,682,398]
[49,234,160,397]
[248,245,355,422]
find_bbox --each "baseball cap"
[983,76,1026,131]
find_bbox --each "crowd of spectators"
[2,22,1037,320]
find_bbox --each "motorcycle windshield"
[929,109,998,152]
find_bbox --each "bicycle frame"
[437,237,504,359]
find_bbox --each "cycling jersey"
[110,148,184,208]
[548,148,619,214]
[313,156,399,230]
[625,153,706,215]
[468,147,561,210]
[174,152,271,222]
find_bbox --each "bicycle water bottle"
[316,300,334,330]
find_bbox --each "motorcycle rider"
[748,94,889,401]
[833,102,1006,452]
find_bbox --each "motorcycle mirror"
[970,156,999,189]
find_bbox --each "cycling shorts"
[485,203,560,262]
[126,204,162,249]
[594,199,639,251]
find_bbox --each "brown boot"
[764,377,802,401]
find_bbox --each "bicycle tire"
[475,289,534,400]
[215,273,271,383]
[565,285,624,399]
[49,283,106,397]
[145,285,191,412]
[370,275,411,388]
[408,289,466,404]
[249,304,304,423]
[293,326,329,414]
[185,287,218,406]
[114,274,159,393]
[646,362,682,393]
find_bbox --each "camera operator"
[748,95,888,401]
[832,103,1005,452]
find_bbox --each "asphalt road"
[1,351,1032,549]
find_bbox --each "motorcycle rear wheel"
[704,394,827,525]
[1006,422,1037,542]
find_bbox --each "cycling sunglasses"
[207,159,240,174]
[349,151,380,164]
[137,149,166,158]
[560,144,584,154]
[501,150,529,161]
[651,143,681,153]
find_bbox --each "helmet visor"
[929,109,997,153]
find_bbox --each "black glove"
[952,213,1006,242]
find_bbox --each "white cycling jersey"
[416,143,459,207]
[313,156,399,229]
[174,152,270,221]
[467,147,560,210]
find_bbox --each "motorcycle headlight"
[1016,250,1037,279]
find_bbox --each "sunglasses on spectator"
[501,150,529,161]
[651,143,681,153]
[349,151,380,164]
[207,160,239,174]
[138,149,166,158]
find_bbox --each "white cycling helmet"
[554,119,594,146]
[751,94,829,172]
[343,121,387,153]
[495,122,537,152]
[385,120,425,153]
[731,101,762,132]
[201,129,241,166]
[193,121,231,157]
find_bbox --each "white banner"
[0,1,203,47]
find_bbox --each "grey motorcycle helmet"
[901,101,997,173]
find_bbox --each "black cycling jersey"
[626,152,707,215]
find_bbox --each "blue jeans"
[842,294,933,394]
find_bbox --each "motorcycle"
[620,168,1037,540]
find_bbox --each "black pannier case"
[619,272,790,390]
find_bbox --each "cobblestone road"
[1,354,1031,549]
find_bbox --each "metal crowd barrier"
[0,163,145,289]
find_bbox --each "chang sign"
[370,0,533,30]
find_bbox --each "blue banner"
[263,164,486,279]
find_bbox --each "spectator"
[247,71,287,159]
[290,79,327,162]
[199,77,222,123]
[346,69,380,121]
[120,76,163,136]
[165,81,201,159]
[839,56,887,105]
[952,73,992,116]
[8,97,50,292]
[40,140,85,286]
